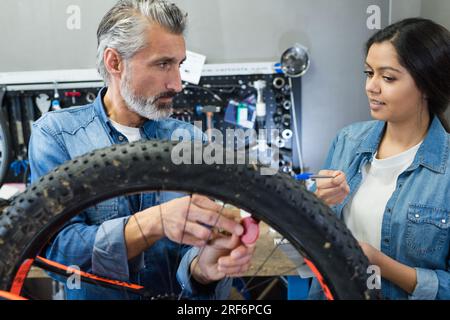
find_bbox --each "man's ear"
[104,48,123,79]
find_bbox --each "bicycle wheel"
[0,140,379,300]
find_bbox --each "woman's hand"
[358,241,379,264]
[358,241,417,294]
[314,170,350,205]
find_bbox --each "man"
[28,0,253,299]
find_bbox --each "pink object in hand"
[240,217,260,245]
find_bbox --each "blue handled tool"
[295,173,335,181]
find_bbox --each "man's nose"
[166,69,183,93]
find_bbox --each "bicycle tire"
[0,140,379,300]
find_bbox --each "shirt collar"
[356,116,448,173]
[92,87,159,139]
[412,116,448,173]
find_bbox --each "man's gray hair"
[96,0,187,85]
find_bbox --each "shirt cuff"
[409,268,439,300]
[92,216,144,282]
[176,247,232,299]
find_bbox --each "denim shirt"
[309,116,449,300]
[28,87,231,299]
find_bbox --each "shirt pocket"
[85,198,119,225]
[405,204,449,257]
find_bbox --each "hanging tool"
[253,80,267,130]
[236,103,248,127]
[273,77,286,90]
[23,94,36,144]
[183,83,222,102]
[9,96,26,159]
[86,91,96,104]
[65,90,81,105]
[252,79,271,158]
[51,81,61,110]
[196,105,221,143]
[35,93,51,115]
[8,96,28,177]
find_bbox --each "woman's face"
[365,41,427,124]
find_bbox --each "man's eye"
[159,62,169,69]
[363,71,373,78]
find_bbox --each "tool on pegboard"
[196,105,221,143]
[224,96,256,129]
[253,80,267,129]
[23,94,36,145]
[183,83,223,103]
[65,90,81,105]
[35,93,51,115]
[51,81,62,110]
[8,96,28,177]
[86,91,97,104]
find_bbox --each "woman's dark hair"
[366,18,450,132]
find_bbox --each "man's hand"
[190,234,256,284]
[314,170,350,206]
[155,195,244,246]
[189,208,256,284]
[125,194,244,259]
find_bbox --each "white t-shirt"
[109,118,142,143]
[343,141,422,250]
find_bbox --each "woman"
[310,18,450,300]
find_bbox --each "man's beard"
[120,68,176,121]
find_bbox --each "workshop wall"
[390,0,422,23]
[420,0,450,125]
[0,0,390,172]
[422,0,450,30]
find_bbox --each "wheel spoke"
[156,191,175,295]
[178,200,226,300]
[240,237,285,295]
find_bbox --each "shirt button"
[118,135,124,141]
[415,214,420,218]
[387,208,391,213]
[383,238,389,243]
[442,219,446,224]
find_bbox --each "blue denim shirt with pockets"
[309,116,449,300]
[28,87,232,299]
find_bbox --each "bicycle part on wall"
[0,87,12,187]
[278,44,310,173]
[172,73,296,174]
[0,141,380,300]
[0,87,102,184]
[280,44,310,78]
[0,65,298,183]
